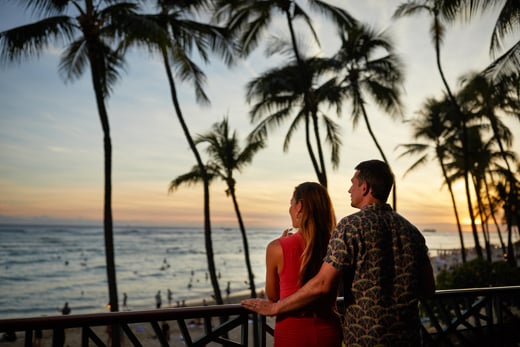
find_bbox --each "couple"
[242,160,436,346]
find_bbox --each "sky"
[0,1,518,230]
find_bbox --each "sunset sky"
[0,1,517,230]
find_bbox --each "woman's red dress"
[274,233,342,347]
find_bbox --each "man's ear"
[362,182,370,196]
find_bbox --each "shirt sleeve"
[324,215,356,271]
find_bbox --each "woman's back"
[274,232,341,347]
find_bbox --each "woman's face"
[289,194,301,228]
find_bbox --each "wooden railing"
[1,286,519,347]
[420,286,520,346]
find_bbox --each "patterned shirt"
[325,203,430,346]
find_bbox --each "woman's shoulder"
[278,233,306,254]
[267,238,282,253]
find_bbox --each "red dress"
[274,233,342,347]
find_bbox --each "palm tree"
[457,72,519,263]
[397,96,467,262]
[466,128,504,261]
[442,0,520,79]
[141,0,237,305]
[0,0,163,315]
[214,0,356,187]
[453,125,516,262]
[394,0,480,253]
[170,117,264,299]
[332,22,404,210]
[0,2,164,343]
[245,55,343,185]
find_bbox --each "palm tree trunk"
[488,117,515,257]
[438,153,466,262]
[505,176,519,266]
[161,50,223,305]
[433,18,482,258]
[89,55,120,346]
[228,187,260,344]
[311,110,328,187]
[473,176,491,261]
[285,8,327,187]
[359,99,396,209]
[229,188,256,298]
[304,112,326,186]
[484,176,507,255]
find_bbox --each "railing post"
[251,313,259,347]
[259,314,267,347]
[24,329,32,347]
[493,292,503,347]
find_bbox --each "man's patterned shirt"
[325,203,430,346]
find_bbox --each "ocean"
[0,224,514,319]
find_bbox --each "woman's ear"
[296,199,303,212]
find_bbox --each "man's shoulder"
[336,211,367,232]
[338,211,361,223]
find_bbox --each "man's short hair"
[355,160,394,202]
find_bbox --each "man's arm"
[242,261,340,316]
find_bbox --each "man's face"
[348,170,364,208]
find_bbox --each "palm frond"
[168,165,207,193]
[0,16,75,65]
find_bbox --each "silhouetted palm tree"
[398,96,467,262]
[141,0,237,304]
[394,0,480,251]
[457,72,519,263]
[214,0,356,187]
[0,0,161,314]
[332,22,404,210]
[0,2,164,343]
[245,55,343,184]
[170,117,264,299]
[466,128,506,261]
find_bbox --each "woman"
[265,182,342,347]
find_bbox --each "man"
[242,160,435,346]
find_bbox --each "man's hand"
[241,298,277,316]
[281,228,293,237]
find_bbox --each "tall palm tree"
[397,96,467,262]
[465,128,505,261]
[394,0,480,253]
[0,0,163,316]
[332,22,404,210]
[457,72,520,247]
[214,0,356,187]
[457,125,516,262]
[170,117,264,300]
[245,55,343,184]
[141,0,237,305]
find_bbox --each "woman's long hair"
[293,182,336,286]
